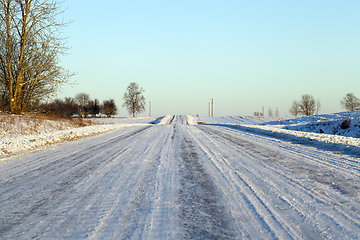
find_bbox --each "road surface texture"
[1,115,359,239]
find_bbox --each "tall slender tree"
[289,100,301,117]
[89,98,101,117]
[275,107,279,117]
[316,98,321,115]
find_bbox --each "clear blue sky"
[58,1,360,117]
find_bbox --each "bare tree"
[102,99,117,118]
[75,92,90,117]
[122,82,145,117]
[75,93,90,106]
[63,97,77,118]
[316,98,321,115]
[340,93,360,111]
[299,94,315,116]
[268,107,273,116]
[289,100,301,117]
[275,107,279,117]
[0,0,74,114]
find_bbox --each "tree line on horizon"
[20,81,146,118]
[0,0,146,118]
[38,93,117,118]
[254,107,280,117]
[288,93,360,118]
[254,93,360,118]
[289,94,321,117]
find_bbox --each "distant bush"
[102,99,117,118]
[340,119,350,129]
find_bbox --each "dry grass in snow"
[0,114,93,138]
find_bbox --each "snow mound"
[237,124,360,153]
[91,116,162,125]
[266,111,360,138]
[0,115,165,157]
[0,124,141,156]
[158,115,173,125]
[195,112,360,155]
[186,115,198,125]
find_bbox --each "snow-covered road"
[1,115,360,239]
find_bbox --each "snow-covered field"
[0,115,163,156]
[2,112,359,157]
[0,113,360,239]
[196,111,360,156]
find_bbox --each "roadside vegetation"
[38,93,118,118]
[0,113,92,137]
[0,1,122,120]
[0,0,74,114]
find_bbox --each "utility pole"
[208,102,210,117]
[211,98,214,117]
[149,101,151,117]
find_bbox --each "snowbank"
[186,115,198,125]
[158,115,173,125]
[0,116,163,156]
[91,116,161,125]
[196,112,360,155]
[0,124,151,156]
[3,112,360,157]
[216,123,360,154]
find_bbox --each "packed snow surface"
[1,114,360,239]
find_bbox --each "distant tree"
[316,98,321,115]
[63,97,77,118]
[102,99,117,117]
[89,99,101,117]
[75,93,90,107]
[122,82,145,117]
[53,99,64,117]
[340,93,360,111]
[39,98,64,117]
[299,94,316,116]
[75,93,90,117]
[289,100,301,117]
[268,107,273,117]
[253,112,260,117]
[275,107,279,117]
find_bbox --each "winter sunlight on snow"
[1,114,360,239]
